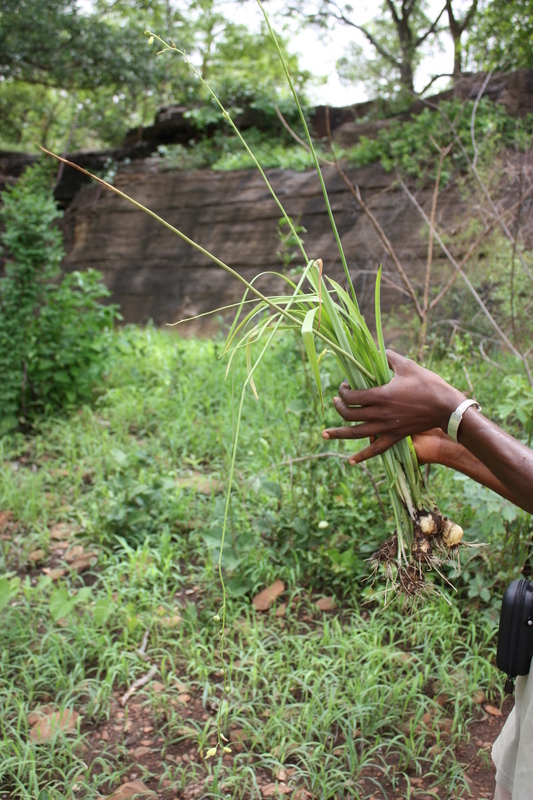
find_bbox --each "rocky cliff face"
[61,159,465,332]
[57,69,532,332]
[3,69,531,333]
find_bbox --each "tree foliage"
[466,0,533,71]
[0,0,309,153]
[0,0,166,149]
[0,0,154,89]
[302,0,444,102]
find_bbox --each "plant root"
[371,533,398,564]
[397,564,426,597]
[369,508,471,601]
[412,528,433,564]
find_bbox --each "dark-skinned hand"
[322,350,465,465]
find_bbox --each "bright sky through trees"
[77,0,454,106]
[218,0,455,106]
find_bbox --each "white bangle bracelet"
[447,398,481,442]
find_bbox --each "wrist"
[447,398,482,443]
[437,387,467,432]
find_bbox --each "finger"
[322,425,367,440]
[348,433,402,465]
[323,418,387,439]
[338,382,388,407]
[385,349,409,373]
[332,396,379,422]
[322,421,392,440]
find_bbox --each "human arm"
[322,350,533,514]
[411,429,520,506]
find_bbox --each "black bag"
[497,578,533,693]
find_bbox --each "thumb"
[385,349,408,375]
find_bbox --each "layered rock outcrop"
[61,158,464,331]
[2,69,531,332]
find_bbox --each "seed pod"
[442,519,464,547]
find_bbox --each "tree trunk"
[445,0,479,82]
[452,36,463,80]
[399,59,415,94]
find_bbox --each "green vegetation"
[2,0,532,163]
[467,0,533,71]
[347,99,533,180]
[157,128,324,173]
[154,97,533,178]
[0,0,309,154]
[0,326,531,797]
[2,3,533,797]
[0,164,119,432]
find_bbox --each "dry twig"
[136,629,150,660]
[120,664,158,707]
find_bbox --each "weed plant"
[157,128,329,173]
[347,100,533,182]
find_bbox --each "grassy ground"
[1,327,529,800]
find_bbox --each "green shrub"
[158,126,330,172]
[0,162,119,430]
[27,269,119,413]
[347,99,533,181]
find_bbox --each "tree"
[444,0,478,79]
[0,0,173,149]
[0,0,158,91]
[465,0,533,71]
[0,0,309,152]
[304,0,445,101]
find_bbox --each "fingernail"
[322,432,330,439]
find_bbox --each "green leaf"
[245,337,259,400]
[257,479,281,499]
[480,588,491,603]
[111,448,129,468]
[49,588,77,621]
[225,576,252,597]
[374,265,390,381]
[94,597,114,626]
[53,370,71,385]
[0,575,20,613]
[285,398,307,415]
[301,305,324,414]
[502,504,518,523]
[76,586,92,604]
[201,527,224,548]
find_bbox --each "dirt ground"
[82,684,513,800]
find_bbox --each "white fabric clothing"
[494,784,513,800]
[492,666,533,800]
